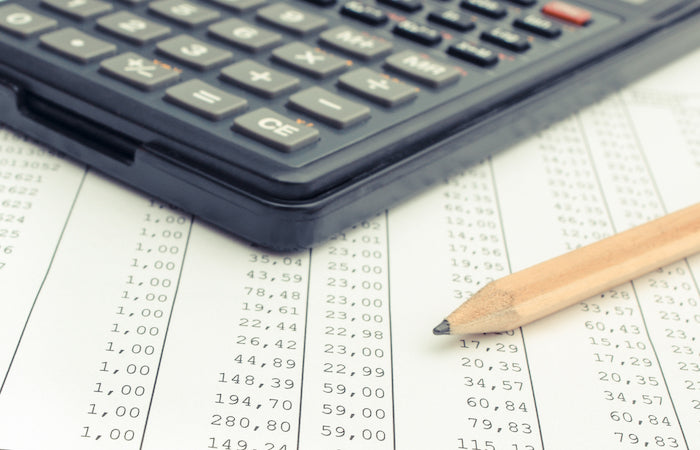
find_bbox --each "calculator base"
[1,12,699,250]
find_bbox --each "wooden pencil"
[433,202,700,335]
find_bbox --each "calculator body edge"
[0,0,699,249]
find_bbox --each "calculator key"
[542,1,591,26]
[100,52,180,91]
[480,27,530,52]
[165,79,247,120]
[208,18,281,52]
[41,0,113,20]
[340,1,388,26]
[203,0,267,13]
[447,41,498,67]
[338,67,418,107]
[319,26,393,61]
[427,9,475,32]
[233,108,320,152]
[156,35,232,70]
[460,0,507,19]
[302,0,337,6]
[40,27,116,63]
[384,50,460,88]
[256,4,328,36]
[513,14,561,38]
[149,1,220,28]
[376,0,422,13]
[97,12,170,45]
[220,59,299,98]
[393,20,442,46]
[0,4,57,38]
[288,87,370,129]
[271,42,348,79]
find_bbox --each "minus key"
[288,87,370,129]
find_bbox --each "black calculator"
[0,0,698,249]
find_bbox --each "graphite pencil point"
[433,319,450,335]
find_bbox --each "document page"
[1,49,699,449]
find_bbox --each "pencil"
[433,202,700,335]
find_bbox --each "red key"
[542,1,592,26]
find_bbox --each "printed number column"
[141,225,311,450]
[0,172,191,449]
[441,164,542,450]
[0,130,84,380]
[494,111,686,449]
[83,199,190,444]
[584,94,700,446]
[209,247,309,450]
[299,215,395,449]
[389,161,542,450]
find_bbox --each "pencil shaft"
[445,202,700,334]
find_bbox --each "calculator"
[0,0,698,249]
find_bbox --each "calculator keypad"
[385,50,460,87]
[208,17,281,52]
[204,0,268,13]
[99,52,181,90]
[165,78,247,119]
[0,0,618,158]
[287,86,371,129]
[41,0,113,21]
[340,1,388,25]
[480,27,530,52]
[0,4,57,38]
[513,14,561,38]
[447,40,498,66]
[220,59,300,98]
[233,107,320,151]
[271,42,349,79]
[337,68,418,106]
[97,11,171,44]
[542,0,591,25]
[319,26,393,60]
[156,34,233,70]
[427,9,475,32]
[40,27,116,63]
[256,4,328,35]
[377,0,423,13]
[460,0,507,19]
[392,20,442,46]
[148,0,221,27]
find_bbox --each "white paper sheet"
[1,49,699,450]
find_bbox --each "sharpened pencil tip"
[433,320,450,335]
